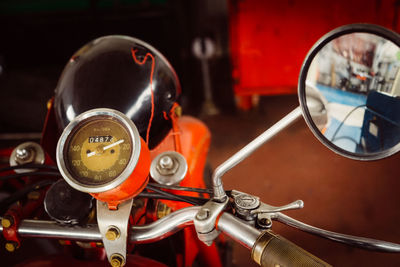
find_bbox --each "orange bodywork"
[150,116,211,203]
[150,115,222,267]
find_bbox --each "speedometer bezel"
[56,108,141,193]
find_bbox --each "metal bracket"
[194,198,229,246]
[231,190,304,229]
[97,199,133,267]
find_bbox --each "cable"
[331,104,400,142]
[145,184,201,206]
[331,104,365,141]
[147,182,213,195]
[0,179,54,214]
[0,164,59,173]
[0,171,62,181]
[139,192,209,205]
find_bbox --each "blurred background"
[1,0,400,266]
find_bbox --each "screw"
[196,209,210,220]
[159,155,174,169]
[2,216,13,228]
[5,242,18,252]
[105,227,120,241]
[258,217,272,228]
[110,254,125,267]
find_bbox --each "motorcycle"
[1,23,400,267]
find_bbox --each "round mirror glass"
[299,25,400,160]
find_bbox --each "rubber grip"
[251,230,331,267]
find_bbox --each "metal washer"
[150,151,188,186]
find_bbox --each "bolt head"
[14,147,36,164]
[16,148,29,160]
[258,217,272,228]
[110,254,125,267]
[196,209,210,220]
[105,227,120,241]
[1,218,12,228]
[156,155,179,176]
[5,242,16,252]
[159,155,174,169]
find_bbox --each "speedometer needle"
[87,139,125,157]
[104,139,124,150]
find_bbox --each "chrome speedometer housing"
[56,108,142,193]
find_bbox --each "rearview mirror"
[298,24,400,160]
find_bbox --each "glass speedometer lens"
[65,117,133,186]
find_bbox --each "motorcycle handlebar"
[0,207,329,267]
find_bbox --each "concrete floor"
[202,95,400,267]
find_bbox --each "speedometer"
[66,118,132,186]
[57,108,150,207]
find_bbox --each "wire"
[147,182,213,195]
[139,192,209,205]
[331,104,365,141]
[331,104,400,143]
[0,164,59,173]
[0,179,54,214]
[146,184,201,206]
[0,171,62,181]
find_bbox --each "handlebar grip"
[251,230,331,267]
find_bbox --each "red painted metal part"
[91,138,151,210]
[151,116,211,196]
[149,115,223,267]
[2,205,22,248]
[229,0,400,109]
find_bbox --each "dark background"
[0,0,234,134]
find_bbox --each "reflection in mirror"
[306,32,400,155]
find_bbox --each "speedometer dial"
[57,108,150,201]
[66,118,132,186]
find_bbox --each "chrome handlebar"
[2,205,400,253]
[0,207,261,248]
[2,205,400,266]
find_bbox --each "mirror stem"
[212,106,302,201]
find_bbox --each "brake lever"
[251,199,304,214]
[231,191,400,253]
[274,212,400,253]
